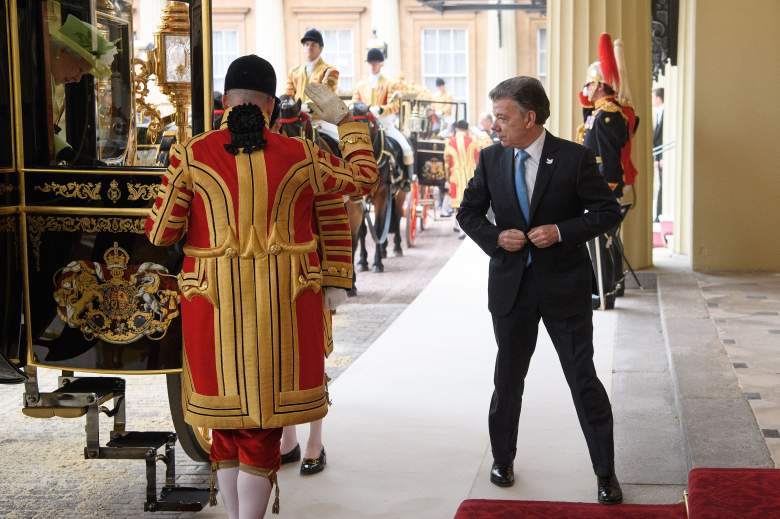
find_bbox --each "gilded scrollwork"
[132,57,164,145]
[33,181,102,200]
[27,215,146,271]
[0,183,16,196]
[126,183,159,201]
[53,242,180,344]
[0,215,18,233]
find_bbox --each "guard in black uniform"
[577,33,629,310]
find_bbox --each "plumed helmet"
[584,33,620,91]
[366,48,384,63]
[301,28,324,47]
[225,55,276,96]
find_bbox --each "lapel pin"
[545,158,554,165]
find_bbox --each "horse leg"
[357,220,369,272]
[392,190,407,256]
[372,186,388,273]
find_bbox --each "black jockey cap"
[301,28,324,47]
[224,55,276,96]
[366,48,384,63]
[455,120,469,130]
[435,77,445,87]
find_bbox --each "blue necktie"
[514,149,531,224]
[515,149,531,265]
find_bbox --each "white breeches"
[379,115,413,163]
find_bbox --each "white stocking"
[237,470,274,519]
[217,467,239,519]
[305,419,323,458]
[280,425,298,454]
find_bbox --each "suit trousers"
[489,265,615,477]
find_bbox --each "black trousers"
[489,266,615,477]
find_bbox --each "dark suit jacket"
[457,132,621,318]
[653,111,664,159]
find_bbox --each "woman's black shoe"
[300,447,326,475]
[280,444,301,465]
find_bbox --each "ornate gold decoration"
[132,56,164,145]
[126,183,159,201]
[27,216,146,271]
[107,179,122,203]
[0,215,18,233]
[0,183,15,196]
[34,182,102,200]
[155,2,192,145]
[53,242,180,344]
[422,159,446,182]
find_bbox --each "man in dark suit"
[653,88,664,221]
[457,76,623,504]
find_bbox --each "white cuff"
[555,224,563,242]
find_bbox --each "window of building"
[422,28,468,101]
[213,29,240,94]
[320,28,354,94]
[537,27,547,86]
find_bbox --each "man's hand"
[527,225,559,249]
[497,229,527,252]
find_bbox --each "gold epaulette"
[594,98,623,113]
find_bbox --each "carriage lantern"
[154,1,192,145]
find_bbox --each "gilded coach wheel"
[5,0,216,511]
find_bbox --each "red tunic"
[145,118,377,430]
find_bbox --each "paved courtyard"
[0,212,463,519]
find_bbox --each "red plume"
[578,91,593,108]
[598,33,620,90]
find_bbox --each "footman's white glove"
[369,105,382,117]
[305,83,349,124]
[324,287,348,310]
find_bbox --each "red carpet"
[454,499,686,519]
[687,468,780,519]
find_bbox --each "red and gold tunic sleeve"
[145,143,193,246]
[313,194,353,289]
[308,121,378,197]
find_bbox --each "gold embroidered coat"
[145,118,377,430]
[351,75,398,115]
[285,57,339,103]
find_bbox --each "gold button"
[340,268,347,276]
[298,275,306,283]
[268,244,282,255]
[225,247,236,257]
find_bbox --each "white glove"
[369,105,382,117]
[324,287,348,310]
[300,102,311,114]
[305,83,349,124]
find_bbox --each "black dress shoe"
[489,462,514,487]
[597,474,623,504]
[280,444,300,465]
[300,447,326,475]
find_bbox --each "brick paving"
[0,212,462,518]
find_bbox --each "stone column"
[371,0,401,77]
[485,8,518,107]
[255,0,286,95]
[547,0,653,269]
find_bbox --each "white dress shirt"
[514,129,562,242]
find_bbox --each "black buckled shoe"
[280,444,301,465]
[300,447,326,475]
[597,474,623,504]
[489,462,514,487]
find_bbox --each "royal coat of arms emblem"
[53,242,180,344]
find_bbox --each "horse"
[350,103,408,273]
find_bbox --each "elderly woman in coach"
[145,55,378,518]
